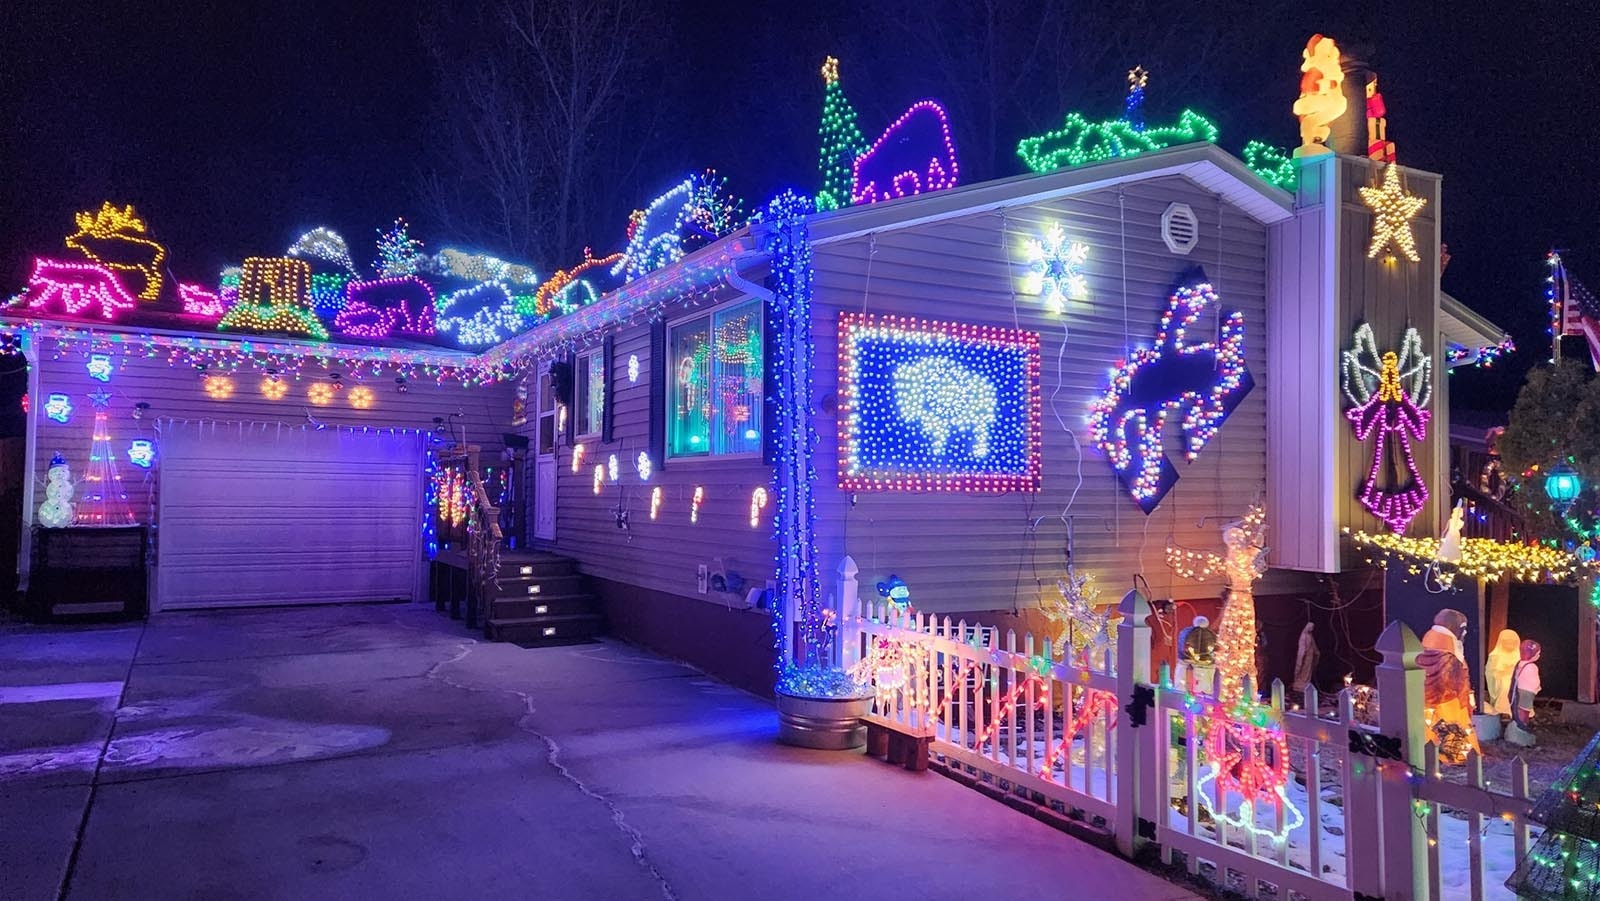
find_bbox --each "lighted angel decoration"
[1342,324,1432,534]
[1166,504,1269,707]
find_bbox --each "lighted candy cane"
[749,486,769,528]
[691,486,704,523]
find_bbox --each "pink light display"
[335,276,438,339]
[851,100,960,205]
[16,259,138,320]
[1342,323,1432,533]
[177,283,228,319]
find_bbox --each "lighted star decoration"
[1023,223,1090,313]
[88,390,112,408]
[1359,164,1427,262]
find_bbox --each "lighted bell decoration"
[1544,462,1582,516]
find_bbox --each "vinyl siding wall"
[531,285,778,607]
[809,176,1271,614]
[27,336,516,537]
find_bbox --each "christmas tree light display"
[1342,323,1432,533]
[374,218,425,277]
[76,392,135,525]
[1506,729,1600,899]
[1167,503,1268,707]
[816,56,866,212]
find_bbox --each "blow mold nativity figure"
[1506,640,1542,748]
[1417,608,1480,763]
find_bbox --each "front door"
[534,365,557,542]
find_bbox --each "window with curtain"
[667,299,763,457]
[576,350,604,436]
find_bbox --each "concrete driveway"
[0,604,1197,901]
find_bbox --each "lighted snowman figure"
[37,453,76,528]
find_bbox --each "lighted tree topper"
[837,312,1042,493]
[1342,323,1432,533]
[1088,275,1254,513]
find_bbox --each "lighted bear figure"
[1292,34,1347,156]
[893,356,996,457]
[38,453,75,528]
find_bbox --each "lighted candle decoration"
[592,464,604,495]
[307,382,335,406]
[749,486,769,528]
[347,386,374,410]
[126,440,155,469]
[691,486,704,523]
[203,376,234,400]
[260,375,288,401]
[44,394,73,423]
[572,443,586,473]
[86,354,113,382]
[1166,503,1269,708]
[650,486,662,520]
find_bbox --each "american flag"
[1553,253,1600,369]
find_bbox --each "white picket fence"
[832,557,1539,901]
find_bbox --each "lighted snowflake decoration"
[1023,224,1090,313]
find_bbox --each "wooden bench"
[861,712,933,772]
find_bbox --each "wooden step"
[488,612,605,644]
[496,557,577,579]
[492,573,584,598]
[488,595,597,619]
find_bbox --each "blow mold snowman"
[37,453,75,528]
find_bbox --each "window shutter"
[601,334,615,443]
[649,320,666,471]
[563,351,576,444]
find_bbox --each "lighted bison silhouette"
[851,100,960,205]
[1088,273,1254,513]
[893,356,996,458]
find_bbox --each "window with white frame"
[575,350,604,436]
[667,298,763,457]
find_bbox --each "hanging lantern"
[1545,462,1583,516]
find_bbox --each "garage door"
[156,424,424,610]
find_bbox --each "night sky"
[2,1,1595,413]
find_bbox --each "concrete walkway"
[0,604,1197,901]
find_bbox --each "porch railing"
[442,444,501,632]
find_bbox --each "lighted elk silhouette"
[64,203,167,301]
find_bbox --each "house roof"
[806,142,1296,246]
[1439,291,1512,367]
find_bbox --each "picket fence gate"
[829,557,1537,901]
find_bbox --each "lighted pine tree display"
[1507,730,1600,900]
[816,56,866,212]
[76,391,134,525]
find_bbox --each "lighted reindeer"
[64,202,167,301]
